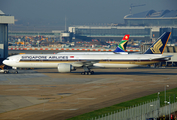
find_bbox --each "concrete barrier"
[167,46,174,53]
[174,46,177,52]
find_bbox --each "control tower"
[0,10,14,63]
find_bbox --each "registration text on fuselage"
[21,56,68,59]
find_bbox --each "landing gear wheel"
[81,71,94,75]
[88,72,91,75]
[81,72,85,75]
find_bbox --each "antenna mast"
[65,16,67,32]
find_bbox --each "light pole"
[158,92,160,100]
[157,92,160,119]
[168,96,171,120]
[164,85,169,118]
[150,104,154,118]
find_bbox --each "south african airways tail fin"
[144,32,171,54]
[113,34,130,53]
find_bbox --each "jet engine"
[57,63,74,72]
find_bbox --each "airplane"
[3,32,172,75]
[57,34,130,55]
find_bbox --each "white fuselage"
[3,54,166,69]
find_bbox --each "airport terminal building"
[67,10,177,42]
[0,10,14,63]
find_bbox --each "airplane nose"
[2,60,7,65]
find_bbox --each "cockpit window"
[6,58,9,60]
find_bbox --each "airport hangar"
[63,9,177,43]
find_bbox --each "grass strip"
[67,87,177,120]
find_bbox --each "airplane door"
[106,57,110,63]
[76,56,79,61]
[39,59,43,66]
[137,57,141,63]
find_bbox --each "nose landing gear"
[12,67,18,74]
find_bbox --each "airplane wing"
[71,60,100,67]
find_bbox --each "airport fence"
[159,101,177,118]
[89,99,177,120]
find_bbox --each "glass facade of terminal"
[8,32,60,36]
[159,28,177,38]
[125,19,177,26]
[75,28,151,37]
[172,28,177,37]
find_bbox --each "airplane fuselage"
[3,54,167,69]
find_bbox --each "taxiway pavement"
[0,68,177,120]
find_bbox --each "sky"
[0,0,177,30]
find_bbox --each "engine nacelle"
[57,63,74,73]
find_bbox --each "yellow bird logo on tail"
[150,39,163,53]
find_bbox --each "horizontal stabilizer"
[149,55,173,60]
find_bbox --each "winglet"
[114,34,130,52]
[144,32,171,54]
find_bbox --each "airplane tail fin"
[113,34,130,52]
[144,32,171,54]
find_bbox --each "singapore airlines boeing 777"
[3,32,172,75]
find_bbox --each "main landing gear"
[81,66,94,75]
[81,71,94,75]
